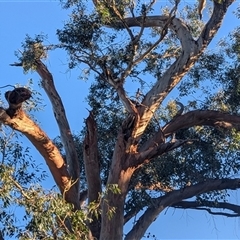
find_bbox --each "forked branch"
[136,110,240,167]
[125,178,240,240]
[122,0,234,140]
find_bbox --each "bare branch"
[197,0,234,49]
[125,178,240,240]
[134,139,191,168]
[116,86,138,114]
[132,0,179,67]
[34,60,80,194]
[162,110,240,136]
[123,15,193,47]
[171,200,240,217]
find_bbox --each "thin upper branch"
[171,200,240,217]
[118,0,234,141]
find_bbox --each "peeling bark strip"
[83,112,101,239]
[83,112,101,203]
[0,107,79,209]
[35,60,80,194]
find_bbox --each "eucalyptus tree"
[1,0,240,239]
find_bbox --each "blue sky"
[1,1,240,239]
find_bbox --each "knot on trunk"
[5,87,32,118]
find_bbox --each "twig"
[0,85,15,89]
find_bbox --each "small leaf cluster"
[15,34,47,73]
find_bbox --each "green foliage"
[107,184,121,195]
[18,187,90,240]
[0,142,91,239]
[0,131,47,238]
[57,12,100,50]
[94,0,133,24]
[15,34,47,73]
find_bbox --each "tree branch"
[171,200,240,217]
[133,139,191,168]
[124,208,140,225]
[125,178,240,240]
[197,0,234,49]
[34,60,80,194]
[162,110,240,136]
[0,107,79,209]
[138,109,240,162]
[117,0,234,141]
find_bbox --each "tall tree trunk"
[100,128,135,240]
[83,112,102,239]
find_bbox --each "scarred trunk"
[100,125,135,240]
[83,112,102,239]
[100,168,134,240]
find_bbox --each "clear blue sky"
[1,1,240,239]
